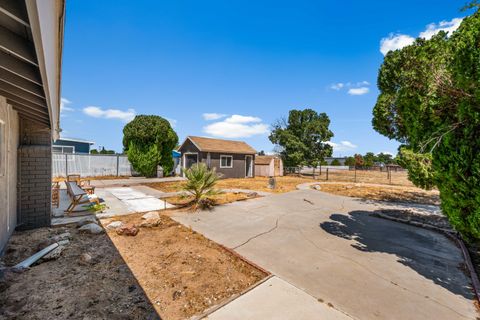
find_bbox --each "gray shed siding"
[179,139,255,179]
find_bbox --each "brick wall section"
[17,118,52,230]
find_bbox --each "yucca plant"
[182,163,221,209]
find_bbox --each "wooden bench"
[65,181,99,214]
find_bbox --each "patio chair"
[64,181,99,214]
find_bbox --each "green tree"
[269,109,333,176]
[331,159,341,166]
[363,152,376,167]
[344,156,355,167]
[123,115,178,177]
[372,9,480,240]
[376,152,394,164]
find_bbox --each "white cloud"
[203,114,268,138]
[330,83,344,91]
[326,140,358,152]
[380,34,415,55]
[380,17,463,55]
[419,17,463,40]
[203,113,227,121]
[166,117,177,128]
[348,87,369,95]
[83,106,136,122]
[224,115,262,124]
[60,97,74,112]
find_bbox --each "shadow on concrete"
[320,210,474,299]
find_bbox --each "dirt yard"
[164,192,260,207]
[0,226,158,319]
[314,169,414,186]
[314,183,440,205]
[0,214,267,320]
[147,176,315,194]
[101,213,267,320]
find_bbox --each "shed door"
[185,154,198,169]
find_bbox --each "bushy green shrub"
[127,142,162,177]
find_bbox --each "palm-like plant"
[182,163,220,209]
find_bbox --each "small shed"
[255,155,283,177]
[178,136,256,179]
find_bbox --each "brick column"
[17,118,52,230]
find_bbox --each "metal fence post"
[116,154,120,177]
[65,154,68,177]
[326,168,329,181]
[354,167,357,183]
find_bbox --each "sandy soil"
[101,213,267,320]
[0,226,158,320]
[315,183,440,205]
[164,192,259,207]
[147,176,315,194]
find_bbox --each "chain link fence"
[285,166,410,186]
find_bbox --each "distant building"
[324,157,347,165]
[53,137,95,154]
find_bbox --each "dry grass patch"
[101,213,267,320]
[315,183,440,205]
[164,192,259,207]
[147,176,314,194]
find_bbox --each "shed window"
[220,155,233,168]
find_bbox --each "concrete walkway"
[173,189,477,320]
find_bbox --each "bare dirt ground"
[315,183,440,205]
[0,214,266,320]
[147,176,315,194]
[314,169,414,186]
[164,192,260,207]
[100,213,267,320]
[0,226,158,320]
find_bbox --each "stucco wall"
[0,97,19,253]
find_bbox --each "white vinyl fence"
[52,154,133,178]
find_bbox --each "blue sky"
[60,1,468,156]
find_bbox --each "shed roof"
[180,136,256,154]
[255,155,275,165]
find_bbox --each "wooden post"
[65,154,68,177]
[354,167,357,183]
[116,154,120,177]
[326,168,329,181]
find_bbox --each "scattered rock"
[42,245,65,261]
[116,224,139,236]
[80,253,92,264]
[52,232,71,242]
[106,221,124,230]
[139,218,161,228]
[78,223,104,234]
[142,211,160,220]
[246,192,258,198]
[313,185,321,190]
[76,217,97,228]
[172,290,182,300]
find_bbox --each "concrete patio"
[173,189,477,320]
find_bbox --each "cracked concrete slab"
[206,276,352,320]
[172,189,477,320]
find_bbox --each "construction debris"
[13,243,59,270]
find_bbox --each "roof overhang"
[0,0,65,140]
